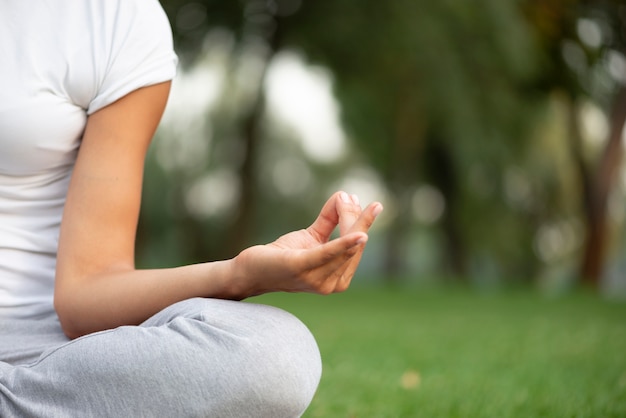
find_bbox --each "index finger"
[307,191,361,242]
[346,202,383,235]
[338,192,363,236]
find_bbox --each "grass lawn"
[250,285,626,417]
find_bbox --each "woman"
[0,0,382,416]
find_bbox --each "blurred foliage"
[279,1,545,279]
[137,0,626,291]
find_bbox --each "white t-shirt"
[0,0,178,319]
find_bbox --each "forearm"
[54,259,241,339]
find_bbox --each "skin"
[54,81,383,339]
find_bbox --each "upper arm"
[55,81,171,299]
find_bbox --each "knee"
[237,304,322,417]
[161,299,322,416]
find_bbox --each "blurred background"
[138,0,626,296]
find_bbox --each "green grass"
[250,286,626,417]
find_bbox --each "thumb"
[298,232,368,270]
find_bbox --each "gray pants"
[0,298,322,417]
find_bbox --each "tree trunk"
[382,90,426,280]
[223,95,264,257]
[383,188,412,280]
[578,86,626,286]
[426,141,467,278]
[222,2,282,258]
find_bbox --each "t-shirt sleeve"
[87,0,178,114]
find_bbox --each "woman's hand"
[232,191,383,297]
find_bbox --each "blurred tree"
[143,0,625,290]
[154,0,285,261]
[279,0,545,279]
[524,0,626,286]
[151,0,551,281]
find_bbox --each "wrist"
[218,256,253,300]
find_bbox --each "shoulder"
[99,0,174,39]
[83,0,179,114]
[0,1,177,113]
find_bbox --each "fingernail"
[356,235,368,245]
[340,191,351,203]
[372,203,383,218]
[351,194,360,205]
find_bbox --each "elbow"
[60,325,83,341]
[53,303,80,340]
[53,286,87,340]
